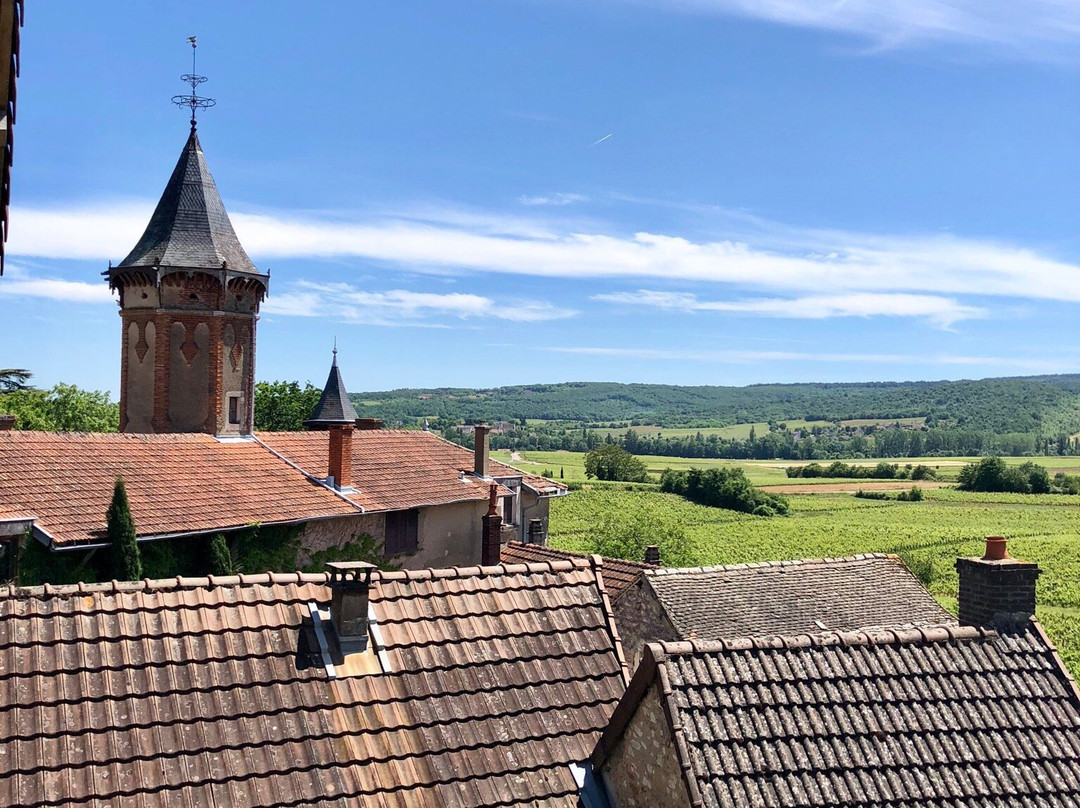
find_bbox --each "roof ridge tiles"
[646,552,893,577]
[656,624,992,656]
[3,559,597,600]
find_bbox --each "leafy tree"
[581,501,692,567]
[254,381,323,431]
[660,467,788,516]
[0,384,118,431]
[107,477,141,581]
[209,533,235,576]
[958,457,1052,494]
[584,444,649,482]
[0,369,32,392]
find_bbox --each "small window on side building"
[385,509,419,556]
[228,395,241,425]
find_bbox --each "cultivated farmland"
[547,487,1080,672]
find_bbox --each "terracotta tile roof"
[0,559,627,807]
[643,554,955,638]
[258,430,563,512]
[0,431,360,546]
[501,542,655,598]
[595,623,1080,807]
[0,430,566,546]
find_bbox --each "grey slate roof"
[305,353,359,426]
[597,623,1080,807]
[118,129,259,273]
[645,554,955,638]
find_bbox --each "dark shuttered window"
[385,509,419,556]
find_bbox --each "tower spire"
[172,36,215,131]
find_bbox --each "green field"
[546,486,1080,672]
[495,449,1080,487]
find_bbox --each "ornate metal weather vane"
[171,36,215,131]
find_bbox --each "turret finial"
[171,36,216,131]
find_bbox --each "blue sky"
[4,1,1080,394]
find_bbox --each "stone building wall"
[601,683,688,807]
[297,513,386,566]
[613,578,680,670]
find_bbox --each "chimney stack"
[481,484,502,566]
[527,518,545,545]
[955,536,1040,630]
[354,418,383,431]
[328,424,354,489]
[327,561,376,653]
[0,415,14,431]
[474,425,490,477]
[643,545,661,565]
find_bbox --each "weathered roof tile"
[0,561,626,807]
[644,554,955,638]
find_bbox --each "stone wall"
[297,513,386,567]
[613,578,680,670]
[601,683,688,807]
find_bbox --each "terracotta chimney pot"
[983,535,1009,561]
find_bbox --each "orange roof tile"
[0,559,627,807]
[258,430,564,512]
[501,541,655,598]
[0,430,566,547]
[0,432,361,546]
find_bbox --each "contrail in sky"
[591,133,613,146]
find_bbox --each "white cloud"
[0,266,115,304]
[628,0,1080,57]
[11,202,1080,315]
[262,282,577,325]
[518,192,588,207]
[594,290,986,328]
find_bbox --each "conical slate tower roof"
[305,351,360,427]
[118,130,258,273]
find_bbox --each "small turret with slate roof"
[107,56,268,437]
[305,347,359,429]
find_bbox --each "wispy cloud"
[518,192,588,207]
[0,266,115,304]
[630,0,1080,58]
[594,290,986,328]
[263,282,577,325]
[12,202,1080,314]
[551,346,1079,372]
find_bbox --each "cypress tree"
[107,476,141,581]
[209,533,235,576]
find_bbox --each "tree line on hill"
[786,461,938,480]
[349,376,1080,435]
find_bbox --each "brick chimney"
[955,536,1041,630]
[0,415,14,431]
[328,424,354,489]
[474,425,490,477]
[327,561,376,653]
[643,545,661,565]
[354,418,383,431]
[527,518,545,545]
[481,484,502,566]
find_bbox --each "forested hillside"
[352,375,1080,436]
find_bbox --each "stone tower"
[107,129,269,435]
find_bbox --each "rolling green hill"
[353,375,1080,436]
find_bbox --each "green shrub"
[660,467,788,516]
[107,477,141,581]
